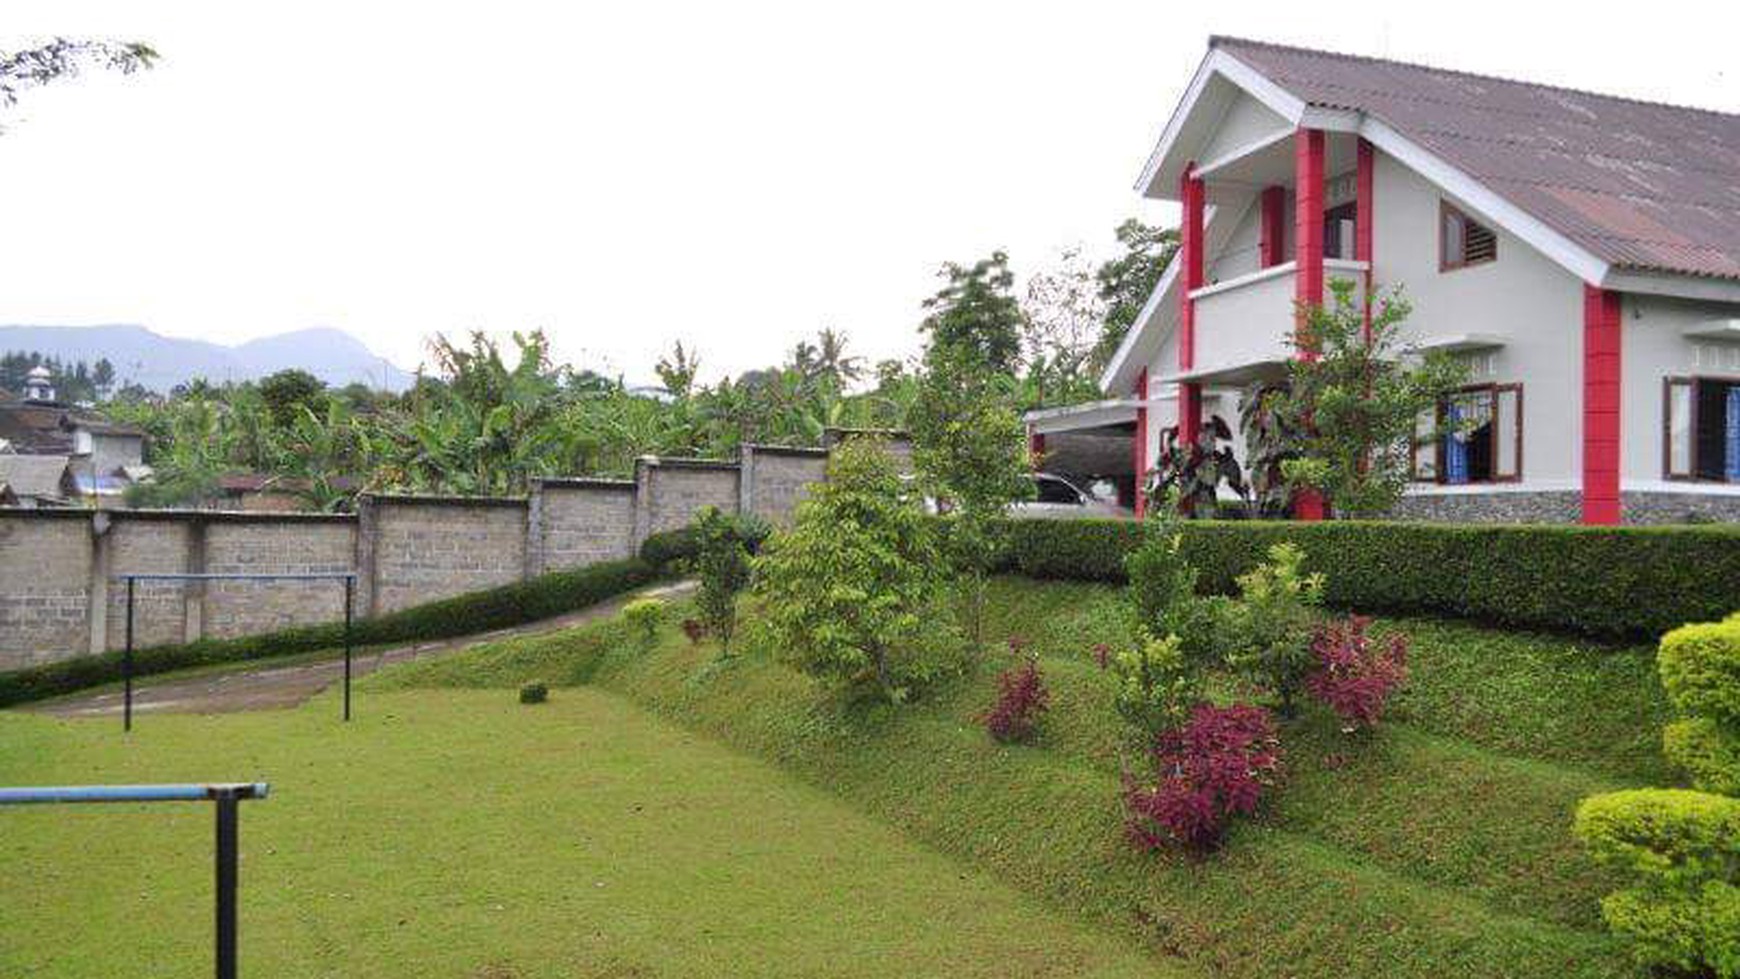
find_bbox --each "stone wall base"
[1389,490,1740,525]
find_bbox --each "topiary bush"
[1659,616,1740,795]
[518,681,549,705]
[987,517,1740,639]
[1573,788,1740,977]
[0,556,661,707]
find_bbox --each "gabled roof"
[1211,37,1740,283]
[0,402,144,455]
[0,454,71,500]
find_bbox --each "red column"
[1027,427,1045,471]
[1179,164,1205,447]
[1355,138,1375,339]
[1259,185,1286,268]
[1582,285,1623,525]
[1293,128,1327,521]
[1133,368,1149,520]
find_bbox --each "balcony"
[1163,258,1369,387]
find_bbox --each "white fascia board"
[1606,270,1740,304]
[1358,116,1610,286]
[1135,48,1308,199]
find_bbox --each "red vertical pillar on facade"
[1259,186,1286,268]
[1355,138,1375,339]
[1179,165,1205,448]
[1132,368,1149,519]
[1293,128,1327,521]
[1582,285,1623,525]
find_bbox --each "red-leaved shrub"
[1123,703,1282,852]
[984,657,1049,744]
[1305,616,1407,730]
[681,618,706,646]
[1091,642,1112,670]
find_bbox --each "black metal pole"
[342,577,354,722]
[124,576,135,734]
[214,789,239,979]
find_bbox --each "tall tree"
[1022,246,1105,408]
[1094,219,1178,372]
[920,252,1024,375]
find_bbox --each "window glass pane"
[1034,477,1080,505]
[1442,211,1464,264]
[1495,387,1520,479]
[1668,381,1693,477]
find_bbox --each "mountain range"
[0,324,415,393]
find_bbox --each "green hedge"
[991,517,1740,639]
[0,556,661,707]
[638,515,770,569]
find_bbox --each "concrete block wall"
[363,495,528,614]
[0,512,92,669]
[0,433,910,669]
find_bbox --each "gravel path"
[29,580,695,719]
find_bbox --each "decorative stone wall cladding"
[743,447,827,526]
[0,514,91,670]
[1388,490,1582,524]
[368,497,527,614]
[639,462,741,537]
[534,480,637,571]
[104,516,199,650]
[202,518,355,639]
[1622,491,1740,525]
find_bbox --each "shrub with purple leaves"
[984,657,1050,744]
[1305,616,1408,730]
[681,618,706,646]
[1123,703,1282,852]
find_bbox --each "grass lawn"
[0,688,1176,978]
[367,576,1668,978]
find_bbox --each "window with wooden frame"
[1440,201,1497,271]
[1664,375,1740,482]
[1412,383,1522,484]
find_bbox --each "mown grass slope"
[0,687,1171,978]
[370,575,1673,978]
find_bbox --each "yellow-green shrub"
[1666,718,1740,797]
[1572,788,1740,976]
[1660,617,1740,725]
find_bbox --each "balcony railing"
[1170,259,1368,386]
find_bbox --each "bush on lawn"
[693,505,753,654]
[1124,702,1283,853]
[983,655,1049,744]
[0,556,661,707]
[1108,633,1200,742]
[622,598,666,650]
[990,517,1740,639]
[1306,615,1408,731]
[518,681,549,704]
[1220,543,1325,716]
[1661,616,1740,795]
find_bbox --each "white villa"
[1028,37,1740,524]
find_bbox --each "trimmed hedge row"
[991,517,1740,639]
[0,556,661,707]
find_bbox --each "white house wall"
[1206,196,1266,283]
[1623,295,1740,493]
[1197,91,1291,165]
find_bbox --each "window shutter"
[1464,221,1497,264]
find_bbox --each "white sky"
[1,1,1736,385]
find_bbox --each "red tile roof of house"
[1213,37,1740,281]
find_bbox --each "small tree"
[1223,543,1325,716]
[693,505,752,655]
[753,439,955,701]
[909,253,1033,652]
[1270,280,1466,517]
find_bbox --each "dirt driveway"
[29,580,694,719]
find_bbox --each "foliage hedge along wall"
[0,557,661,708]
[991,518,1740,640]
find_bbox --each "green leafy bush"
[1664,718,1740,797]
[0,556,660,707]
[639,514,771,571]
[1108,633,1200,741]
[693,505,753,654]
[989,517,1740,639]
[1221,543,1325,715]
[1572,788,1740,976]
[518,681,549,704]
[622,598,666,650]
[753,438,959,702]
[1659,616,1740,794]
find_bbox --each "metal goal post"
[116,571,358,731]
[0,782,270,979]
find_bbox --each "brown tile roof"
[0,402,144,454]
[1212,37,1740,281]
[0,454,71,500]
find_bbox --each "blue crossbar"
[0,783,268,805]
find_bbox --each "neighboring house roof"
[0,401,145,455]
[0,454,71,500]
[1210,36,1740,282]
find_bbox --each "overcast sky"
[2,2,1736,386]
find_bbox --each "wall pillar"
[86,512,112,655]
[1355,137,1375,337]
[354,494,380,617]
[1293,127,1327,521]
[1178,164,1205,449]
[1259,185,1286,268]
[524,479,547,579]
[1582,285,1623,525]
[182,516,208,643]
[631,456,656,547]
[1132,369,1149,520]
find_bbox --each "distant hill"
[0,324,415,393]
